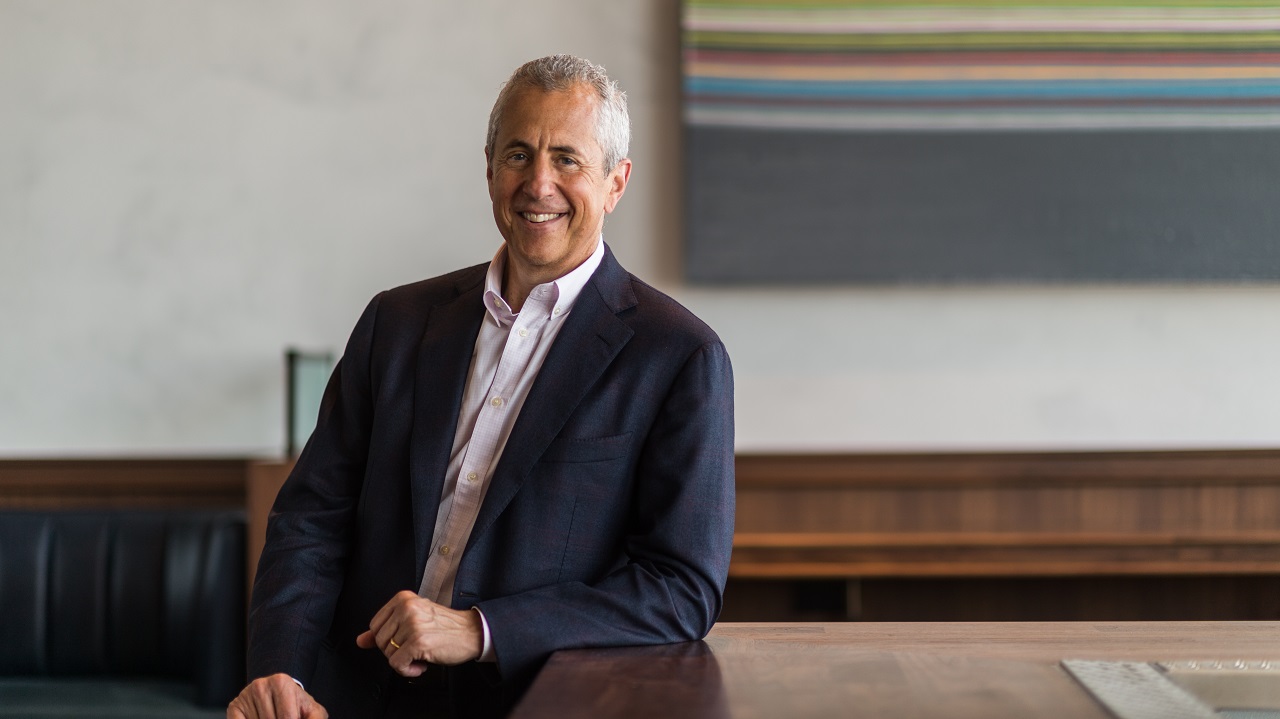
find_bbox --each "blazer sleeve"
[475,338,736,680]
[246,292,382,683]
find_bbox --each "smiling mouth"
[520,212,566,223]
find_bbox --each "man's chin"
[507,242,564,272]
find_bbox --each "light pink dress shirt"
[417,238,605,660]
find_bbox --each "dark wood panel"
[732,531,1280,577]
[737,485,1280,534]
[733,450,1280,579]
[8,451,1280,611]
[0,458,249,508]
[736,450,1280,489]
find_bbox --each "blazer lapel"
[469,247,637,542]
[409,270,486,585]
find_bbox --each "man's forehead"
[508,81,595,107]
[496,86,601,151]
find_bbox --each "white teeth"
[522,212,562,223]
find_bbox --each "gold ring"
[389,639,401,650]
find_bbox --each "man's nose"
[522,157,555,198]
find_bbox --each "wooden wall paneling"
[734,451,1280,488]
[6,450,1280,621]
[732,450,1280,579]
[0,459,248,508]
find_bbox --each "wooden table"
[512,622,1280,718]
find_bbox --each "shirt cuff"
[472,607,496,663]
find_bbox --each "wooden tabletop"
[512,622,1280,718]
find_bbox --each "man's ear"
[485,147,494,199]
[603,158,632,214]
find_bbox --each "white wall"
[3,0,1278,457]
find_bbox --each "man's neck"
[500,241,601,313]
[501,267,539,314]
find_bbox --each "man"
[228,55,735,719]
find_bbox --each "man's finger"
[300,692,330,719]
[249,682,276,719]
[227,686,269,719]
[354,628,376,649]
[392,656,431,679]
[270,678,300,719]
[374,618,404,656]
[229,674,316,719]
[367,590,412,634]
[387,646,427,678]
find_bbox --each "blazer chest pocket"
[540,431,633,464]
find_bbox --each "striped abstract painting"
[682,1,1280,282]
[685,0,1280,131]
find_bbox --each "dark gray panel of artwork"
[684,127,1280,284]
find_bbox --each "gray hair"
[486,55,630,174]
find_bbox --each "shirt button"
[491,397,504,407]
[439,545,450,556]
[467,471,478,482]
[518,328,528,337]
[553,307,562,315]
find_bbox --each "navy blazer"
[248,247,735,717]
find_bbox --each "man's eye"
[509,153,527,163]
[558,157,578,166]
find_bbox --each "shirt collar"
[483,237,605,327]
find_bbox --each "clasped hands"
[227,591,484,719]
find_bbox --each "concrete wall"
[3,0,1278,456]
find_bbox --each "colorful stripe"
[683,1,1280,130]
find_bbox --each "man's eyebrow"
[500,139,583,156]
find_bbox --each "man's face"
[486,84,630,285]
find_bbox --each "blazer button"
[371,684,383,700]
